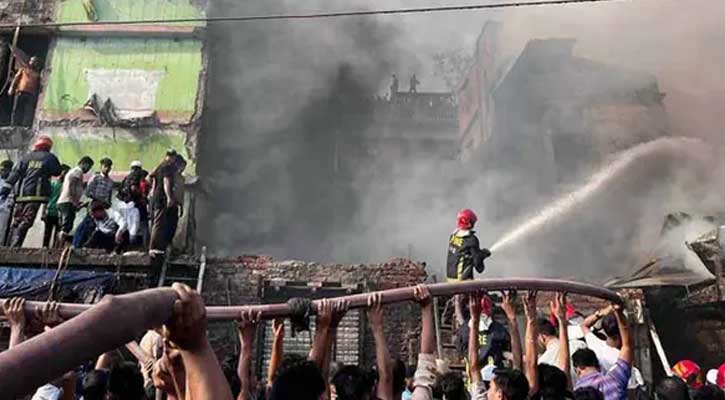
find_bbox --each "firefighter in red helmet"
[446,208,491,282]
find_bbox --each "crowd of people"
[2,282,724,400]
[0,134,187,255]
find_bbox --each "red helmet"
[717,364,725,388]
[480,295,492,316]
[673,360,703,388]
[457,209,477,230]
[32,135,53,151]
[550,304,577,327]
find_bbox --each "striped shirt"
[85,173,114,206]
[574,359,631,400]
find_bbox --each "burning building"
[458,23,669,221]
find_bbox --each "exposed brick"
[202,256,427,367]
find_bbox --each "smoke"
[198,0,725,282]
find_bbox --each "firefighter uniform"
[446,229,489,282]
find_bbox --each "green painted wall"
[42,37,203,119]
[58,0,205,26]
[43,128,193,173]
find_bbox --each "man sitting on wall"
[83,200,141,254]
[74,157,114,248]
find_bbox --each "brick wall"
[201,256,427,368]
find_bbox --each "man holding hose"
[447,208,491,282]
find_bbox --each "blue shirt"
[574,359,631,400]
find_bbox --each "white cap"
[707,369,719,385]
[481,364,497,382]
[130,160,142,168]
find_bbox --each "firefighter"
[0,135,62,247]
[446,208,491,282]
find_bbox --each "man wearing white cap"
[119,160,150,247]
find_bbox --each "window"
[258,281,363,376]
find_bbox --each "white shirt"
[31,384,62,400]
[57,166,84,206]
[111,201,140,237]
[538,337,588,384]
[584,332,645,388]
[0,177,11,211]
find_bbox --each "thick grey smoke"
[199,0,725,282]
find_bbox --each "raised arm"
[368,293,393,400]
[164,283,233,400]
[322,300,348,399]
[416,285,435,355]
[468,291,483,384]
[310,299,333,367]
[523,291,539,396]
[580,305,613,336]
[266,319,285,391]
[237,310,261,400]
[501,291,522,370]
[8,70,20,96]
[612,304,633,364]
[2,298,26,348]
[551,293,571,387]
[411,284,435,400]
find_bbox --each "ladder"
[156,246,208,292]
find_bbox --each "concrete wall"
[201,256,427,367]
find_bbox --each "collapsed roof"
[607,212,719,289]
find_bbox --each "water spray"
[489,137,712,255]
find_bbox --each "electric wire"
[0,0,625,29]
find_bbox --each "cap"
[130,160,142,168]
[481,364,497,382]
[707,369,718,386]
[709,364,725,388]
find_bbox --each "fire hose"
[0,278,621,397]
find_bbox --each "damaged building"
[0,4,722,393]
[458,22,669,221]
[0,0,207,249]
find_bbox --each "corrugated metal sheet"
[58,0,206,26]
[41,127,192,174]
[41,36,203,123]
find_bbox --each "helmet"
[457,209,477,230]
[32,135,53,151]
[673,360,703,388]
[480,295,492,316]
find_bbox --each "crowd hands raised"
[2,284,724,400]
